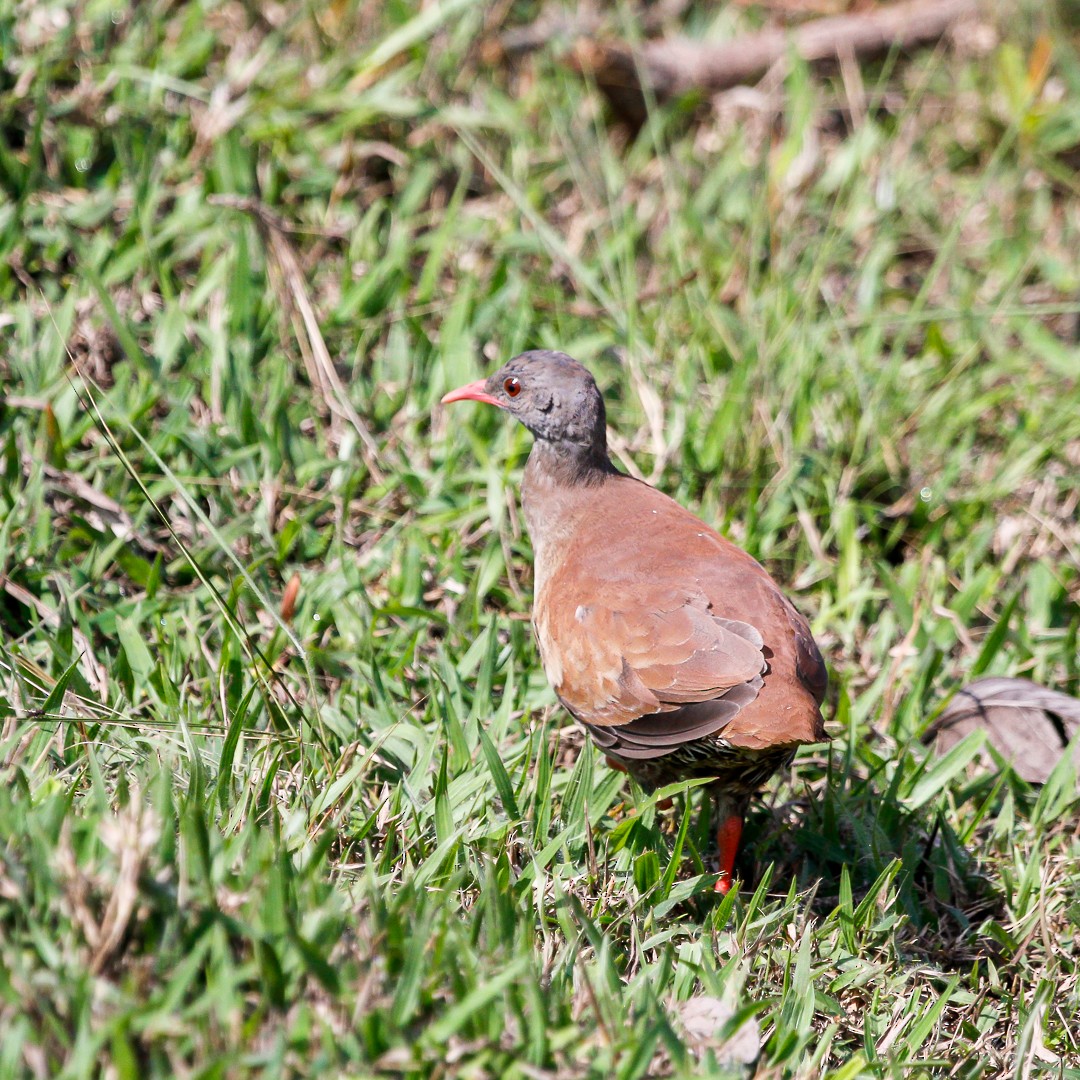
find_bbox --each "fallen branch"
[569,0,978,126]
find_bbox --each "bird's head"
[441,350,608,456]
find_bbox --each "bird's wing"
[535,583,767,755]
[529,475,826,756]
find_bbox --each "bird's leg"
[712,790,747,895]
[715,814,743,894]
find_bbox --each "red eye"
[503,377,521,397]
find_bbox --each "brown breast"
[525,471,827,755]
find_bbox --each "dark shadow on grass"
[734,757,1017,968]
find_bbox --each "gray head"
[442,350,612,473]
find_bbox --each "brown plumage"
[442,350,827,892]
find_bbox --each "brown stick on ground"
[570,0,978,126]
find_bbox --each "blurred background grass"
[2,0,1080,1075]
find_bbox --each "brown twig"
[569,0,978,127]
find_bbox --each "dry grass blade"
[89,798,161,973]
[22,456,162,554]
[1,577,109,701]
[209,194,385,482]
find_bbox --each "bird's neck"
[521,439,617,592]
[525,437,614,491]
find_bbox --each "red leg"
[714,813,744,894]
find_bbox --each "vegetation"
[2,0,1079,1075]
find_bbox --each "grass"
[2,0,1080,1075]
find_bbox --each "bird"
[442,350,827,893]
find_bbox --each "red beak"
[441,379,504,408]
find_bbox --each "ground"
[2,0,1080,1076]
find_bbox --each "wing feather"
[536,585,766,734]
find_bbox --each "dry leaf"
[927,676,1080,784]
[672,996,761,1066]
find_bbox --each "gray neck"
[525,436,614,490]
[521,439,617,593]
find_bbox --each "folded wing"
[535,585,769,759]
